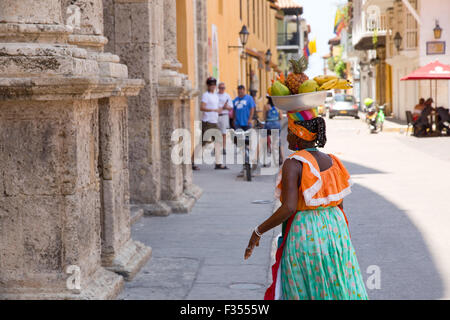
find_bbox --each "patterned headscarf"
[287,108,319,141]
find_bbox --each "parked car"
[324,91,334,114]
[329,94,360,119]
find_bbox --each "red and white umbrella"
[401,61,450,107]
[401,61,450,80]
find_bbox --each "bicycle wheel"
[245,163,252,181]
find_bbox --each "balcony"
[277,32,300,51]
[352,10,388,51]
[351,0,394,50]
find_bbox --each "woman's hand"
[244,231,260,260]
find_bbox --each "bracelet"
[254,226,262,237]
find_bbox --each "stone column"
[60,0,151,280]
[162,0,182,70]
[195,0,209,102]
[103,0,171,216]
[158,75,196,213]
[181,87,203,201]
[0,0,143,298]
[157,0,200,213]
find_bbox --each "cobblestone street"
[121,116,450,300]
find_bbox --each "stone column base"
[184,183,203,201]
[163,194,196,214]
[0,268,123,300]
[139,202,172,216]
[103,240,152,281]
[130,205,144,225]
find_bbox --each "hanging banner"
[211,24,220,80]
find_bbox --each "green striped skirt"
[280,206,368,300]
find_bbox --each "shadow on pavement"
[122,151,443,299]
[346,176,443,299]
[342,160,386,175]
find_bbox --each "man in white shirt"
[217,82,233,154]
[199,77,228,170]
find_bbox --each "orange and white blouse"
[275,150,352,211]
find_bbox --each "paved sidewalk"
[119,163,279,300]
[325,117,450,299]
[120,117,450,300]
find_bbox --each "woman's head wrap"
[287,108,319,141]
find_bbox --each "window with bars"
[257,0,260,38]
[240,0,242,21]
[247,0,250,29]
[253,0,256,33]
[404,0,418,49]
[219,0,223,15]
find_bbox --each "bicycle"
[233,128,253,181]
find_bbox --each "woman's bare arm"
[244,159,301,259]
[258,159,301,234]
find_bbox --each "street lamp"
[370,58,380,67]
[434,20,442,39]
[228,25,250,58]
[239,25,250,47]
[359,60,370,72]
[265,49,272,64]
[394,32,403,52]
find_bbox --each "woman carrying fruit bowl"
[245,58,367,300]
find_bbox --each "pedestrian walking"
[233,85,256,130]
[217,82,233,154]
[233,85,257,178]
[249,70,259,98]
[264,96,284,164]
[199,77,228,170]
[244,109,368,300]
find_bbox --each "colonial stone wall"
[103,0,202,216]
[104,0,167,214]
[196,0,209,100]
[0,0,149,299]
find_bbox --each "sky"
[294,0,347,77]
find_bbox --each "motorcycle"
[366,103,385,133]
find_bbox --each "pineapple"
[286,56,309,94]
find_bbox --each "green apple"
[298,80,319,94]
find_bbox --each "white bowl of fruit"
[268,57,352,112]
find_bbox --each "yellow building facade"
[206,0,280,116]
[175,0,281,130]
[176,0,198,140]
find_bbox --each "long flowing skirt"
[280,206,368,300]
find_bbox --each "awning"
[400,60,450,109]
[401,61,450,80]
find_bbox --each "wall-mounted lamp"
[265,49,272,64]
[434,20,442,39]
[394,32,402,52]
[228,25,250,49]
[228,25,250,59]
[370,58,380,66]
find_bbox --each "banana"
[333,79,353,89]
[314,75,338,86]
[319,78,338,91]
